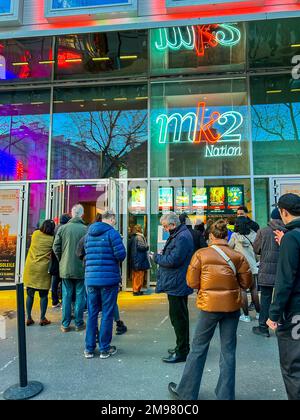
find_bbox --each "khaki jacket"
[23,230,54,290]
[187,240,253,312]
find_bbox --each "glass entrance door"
[0,184,28,287]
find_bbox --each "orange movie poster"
[209,187,225,210]
[0,189,19,283]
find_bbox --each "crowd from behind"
[23,194,300,400]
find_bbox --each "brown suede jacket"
[187,239,253,312]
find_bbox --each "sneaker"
[26,319,35,327]
[100,346,117,359]
[61,326,71,333]
[239,314,251,323]
[39,318,51,326]
[256,313,260,320]
[52,303,61,309]
[252,326,270,338]
[133,291,144,296]
[75,323,86,332]
[116,320,127,335]
[84,350,95,359]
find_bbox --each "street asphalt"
[0,291,286,400]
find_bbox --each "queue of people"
[22,196,300,400]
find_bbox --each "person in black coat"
[237,206,260,233]
[185,218,207,251]
[129,225,150,296]
[252,208,287,337]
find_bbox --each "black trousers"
[276,320,300,400]
[168,295,190,356]
[259,286,274,330]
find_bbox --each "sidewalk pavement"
[0,291,286,400]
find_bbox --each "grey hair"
[71,204,84,218]
[185,218,192,226]
[160,212,180,227]
[102,211,116,221]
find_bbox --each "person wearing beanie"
[252,208,287,337]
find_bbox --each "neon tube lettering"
[156,105,244,145]
[154,24,241,53]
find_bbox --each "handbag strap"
[211,245,237,276]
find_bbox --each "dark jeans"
[168,295,190,357]
[276,319,300,400]
[176,310,240,400]
[85,285,119,353]
[259,286,274,330]
[51,275,61,305]
[26,287,49,321]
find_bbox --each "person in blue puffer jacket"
[150,212,194,364]
[84,211,126,360]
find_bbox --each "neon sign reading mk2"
[156,102,244,158]
[155,24,241,56]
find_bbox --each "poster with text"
[175,187,191,212]
[227,186,244,210]
[129,188,146,214]
[158,187,173,211]
[209,186,225,212]
[192,187,207,211]
[0,189,19,283]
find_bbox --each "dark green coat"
[53,217,88,280]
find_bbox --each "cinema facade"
[0,0,300,290]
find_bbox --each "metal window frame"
[45,0,138,20]
[0,0,23,27]
[166,0,252,7]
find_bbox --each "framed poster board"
[226,185,244,211]
[192,187,207,212]
[158,187,174,212]
[175,187,191,213]
[129,188,146,214]
[208,186,225,213]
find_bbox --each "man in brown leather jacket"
[168,220,252,400]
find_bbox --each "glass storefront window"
[0,0,11,14]
[248,18,300,69]
[151,79,250,178]
[51,84,148,179]
[150,23,245,76]
[251,74,300,175]
[54,30,147,81]
[149,178,252,283]
[52,0,130,8]
[0,37,53,83]
[0,90,50,181]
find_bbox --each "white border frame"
[45,0,138,20]
[0,0,23,27]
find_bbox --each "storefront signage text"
[156,102,244,158]
[155,24,241,56]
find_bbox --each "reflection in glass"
[0,38,53,83]
[52,0,129,9]
[0,90,50,181]
[0,0,11,14]
[251,74,300,175]
[27,184,47,249]
[151,23,245,76]
[151,79,250,178]
[55,31,147,80]
[51,85,148,179]
[248,18,300,69]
